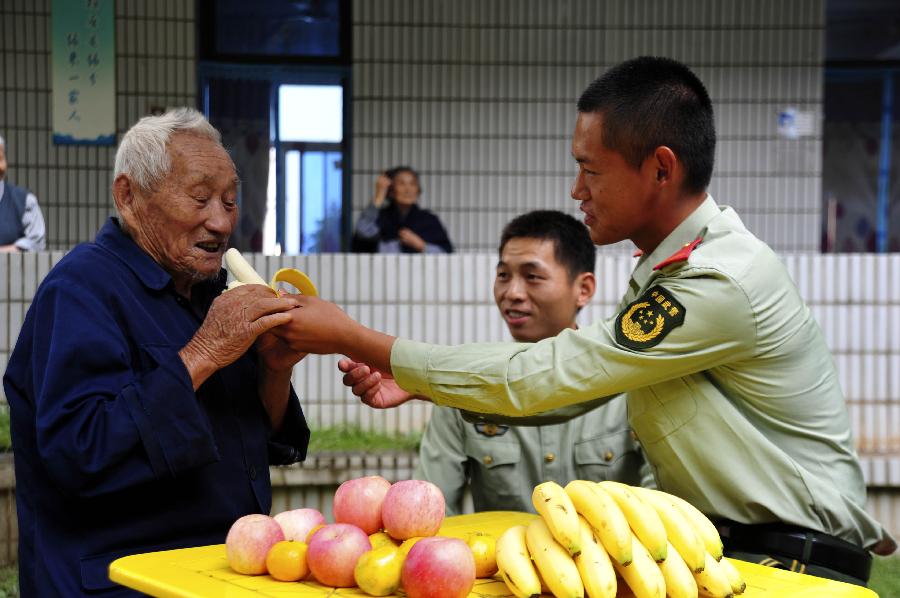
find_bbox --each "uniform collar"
[631,194,721,289]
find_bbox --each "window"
[823,0,900,252]
[198,0,351,254]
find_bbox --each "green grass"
[307,425,421,453]
[870,555,900,597]
[0,409,9,452]
[0,565,16,598]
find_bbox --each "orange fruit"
[398,536,424,557]
[265,540,309,582]
[466,532,498,577]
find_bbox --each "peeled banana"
[649,489,724,561]
[694,552,734,598]
[597,481,667,563]
[495,525,542,598]
[574,515,616,598]
[634,487,705,573]
[532,481,582,557]
[612,533,666,598]
[565,480,633,567]
[223,248,318,296]
[525,518,585,598]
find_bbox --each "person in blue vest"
[3,108,310,597]
[0,134,46,251]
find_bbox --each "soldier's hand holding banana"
[495,480,744,598]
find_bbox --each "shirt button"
[544,453,555,463]
[249,465,257,480]
[483,456,493,465]
[604,451,614,462]
[630,430,638,441]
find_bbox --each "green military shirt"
[392,196,892,550]
[415,396,653,516]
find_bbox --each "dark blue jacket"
[3,218,310,596]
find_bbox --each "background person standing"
[0,134,46,251]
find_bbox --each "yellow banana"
[634,487,705,573]
[657,541,699,598]
[717,557,746,595]
[574,515,616,598]
[612,533,666,598]
[693,553,734,598]
[495,525,542,598]
[597,481,667,562]
[525,518,584,598]
[532,481,582,557]
[649,489,724,561]
[223,248,318,296]
[565,480,632,566]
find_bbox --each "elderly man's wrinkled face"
[127,132,238,293]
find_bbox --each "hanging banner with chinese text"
[51,0,115,145]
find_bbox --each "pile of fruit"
[498,480,746,598]
[225,476,488,597]
[225,476,745,598]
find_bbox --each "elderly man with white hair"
[3,108,310,597]
[0,133,46,251]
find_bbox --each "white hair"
[114,107,222,192]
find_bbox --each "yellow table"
[109,511,878,597]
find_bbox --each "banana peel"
[223,248,318,297]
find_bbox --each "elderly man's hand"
[179,285,299,388]
[256,331,307,373]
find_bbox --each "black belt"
[715,520,872,582]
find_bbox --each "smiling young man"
[4,108,310,596]
[274,57,896,584]
[416,210,650,515]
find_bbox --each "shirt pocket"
[574,430,643,484]
[463,436,522,505]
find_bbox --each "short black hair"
[577,56,716,193]
[499,210,596,280]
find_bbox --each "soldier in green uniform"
[273,56,896,584]
[417,210,652,515]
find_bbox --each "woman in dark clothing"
[352,166,454,253]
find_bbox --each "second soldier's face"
[494,237,587,343]
[570,111,657,246]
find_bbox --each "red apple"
[382,480,445,540]
[306,523,372,587]
[225,514,285,575]
[333,475,391,534]
[273,507,325,542]
[401,536,475,598]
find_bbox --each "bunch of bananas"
[496,481,746,598]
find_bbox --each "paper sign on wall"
[51,0,116,145]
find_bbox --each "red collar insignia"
[652,236,703,271]
[633,249,644,257]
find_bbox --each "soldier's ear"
[574,272,596,307]
[652,146,678,187]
